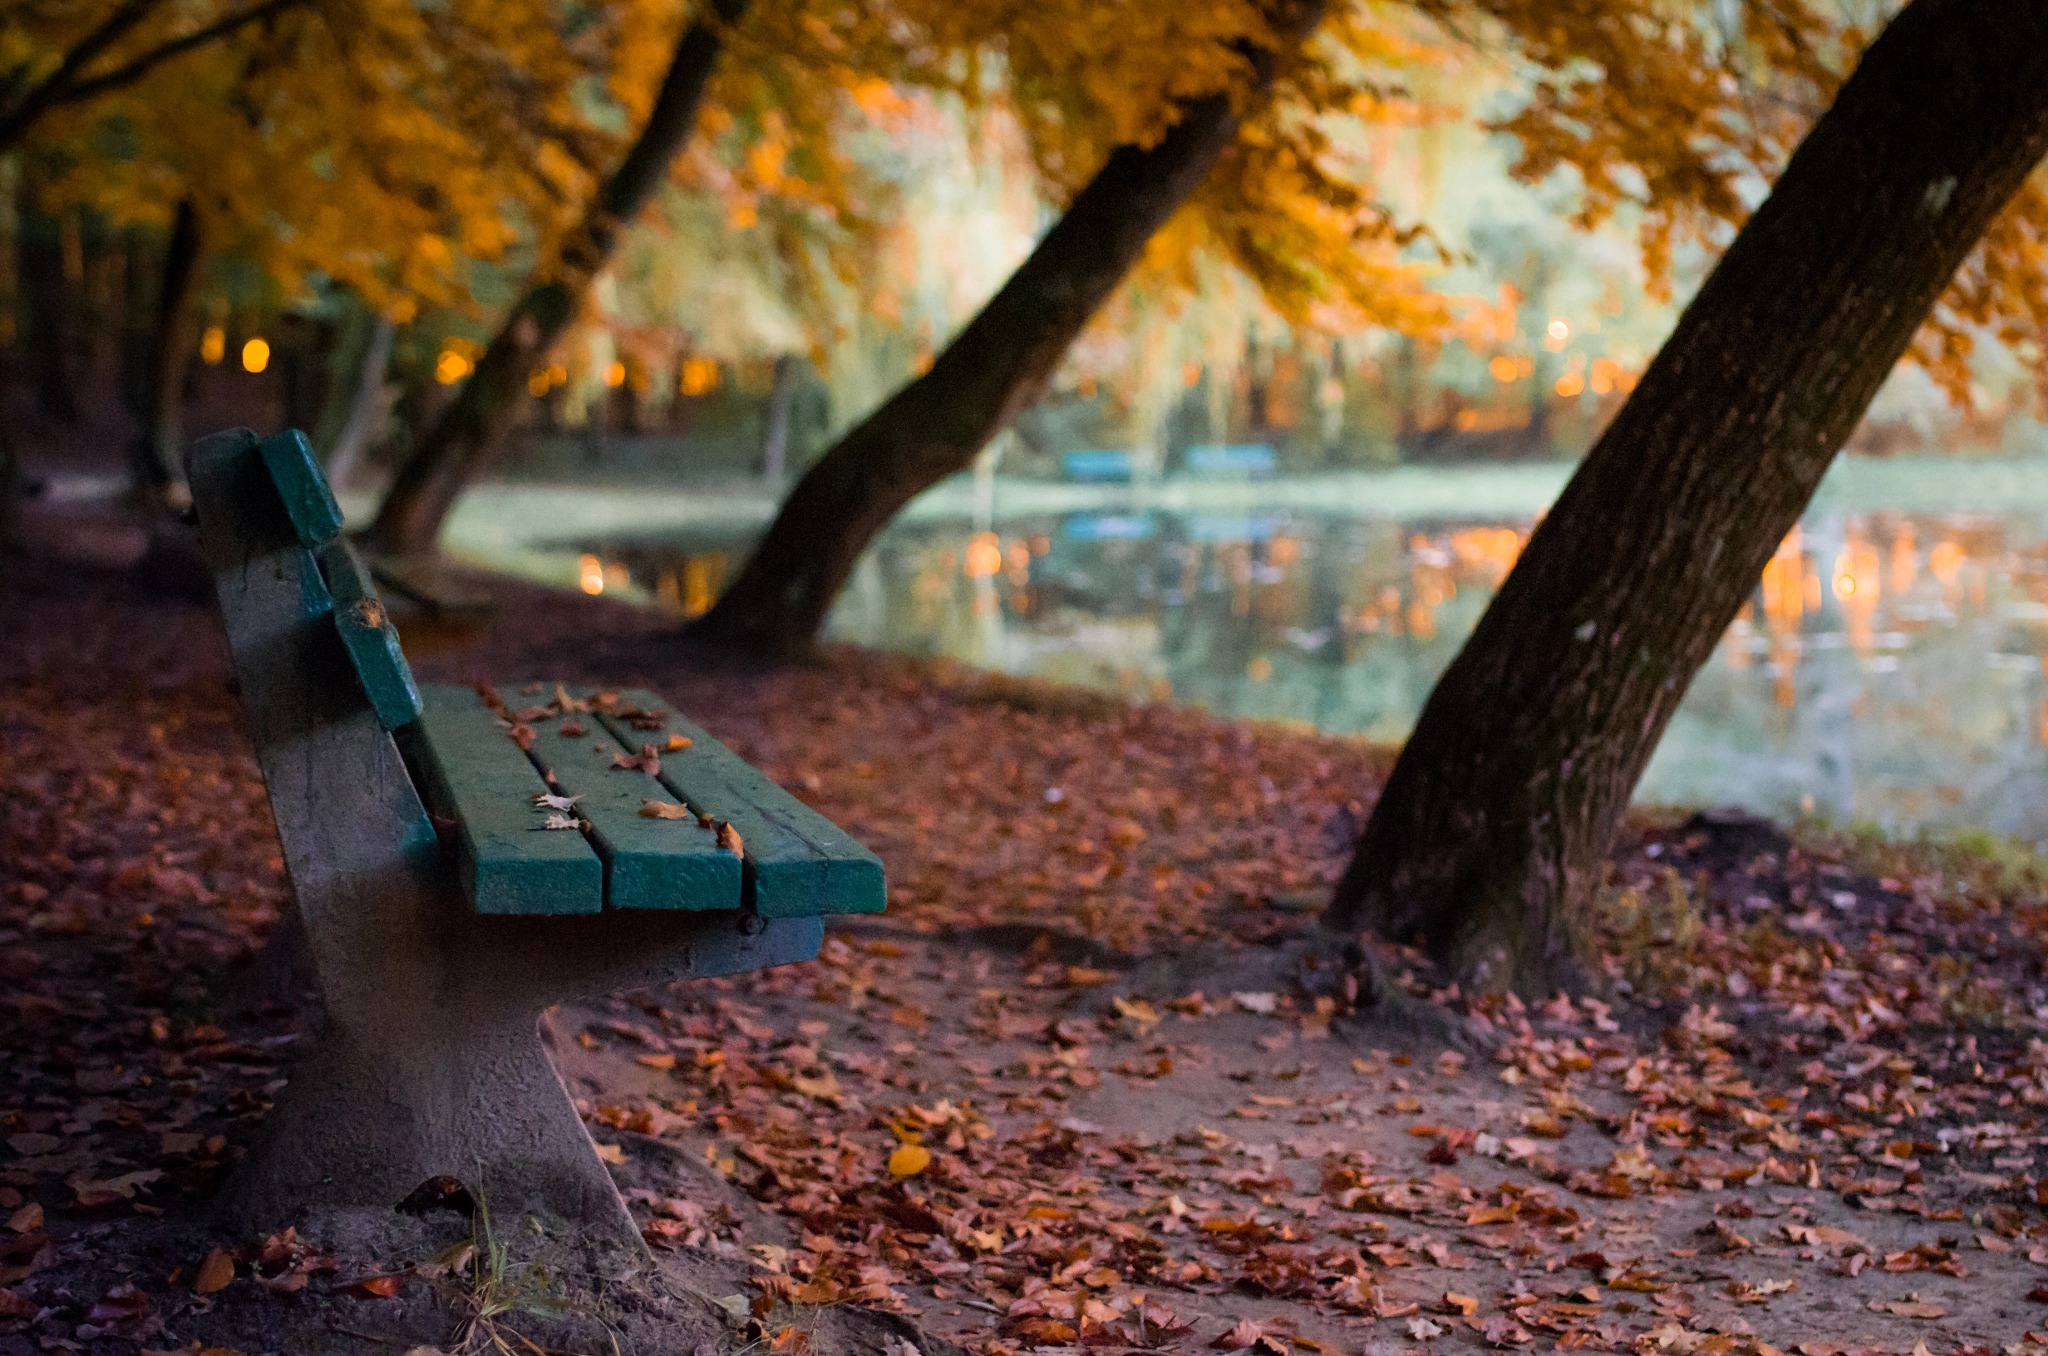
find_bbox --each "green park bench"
[184,427,884,1247]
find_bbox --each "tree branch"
[0,0,305,152]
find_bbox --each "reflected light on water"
[574,503,2048,839]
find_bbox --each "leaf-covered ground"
[7,555,2048,1356]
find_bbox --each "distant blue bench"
[186,428,883,1247]
[1184,444,1276,478]
[1062,449,1135,482]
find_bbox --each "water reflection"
[585,506,2048,843]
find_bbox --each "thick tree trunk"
[1327,0,2048,994]
[360,0,741,557]
[689,3,1320,660]
[126,197,200,501]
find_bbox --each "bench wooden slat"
[319,539,423,731]
[413,686,603,914]
[518,700,742,911]
[258,430,345,548]
[591,689,887,920]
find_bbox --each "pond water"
[489,460,2048,844]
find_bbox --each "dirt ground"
[6,516,2048,1356]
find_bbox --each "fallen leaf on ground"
[888,1144,931,1177]
[193,1247,235,1294]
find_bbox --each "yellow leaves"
[887,1143,931,1177]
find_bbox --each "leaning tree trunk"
[127,197,202,502]
[1327,0,2048,994]
[689,2,1320,661]
[321,314,395,492]
[761,352,797,486]
[360,0,742,557]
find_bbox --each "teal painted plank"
[259,430,345,548]
[319,539,423,730]
[526,701,741,911]
[589,689,886,920]
[414,685,602,915]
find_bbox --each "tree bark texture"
[360,0,741,557]
[126,197,201,498]
[761,352,797,485]
[689,3,1321,660]
[321,314,395,491]
[1326,0,2048,994]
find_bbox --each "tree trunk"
[322,314,395,491]
[1326,0,2048,994]
[0,420,23,556]
[22,213,76,421]
[126,197,201,501]
[761,352,797,486]
[689,3,1320,660]
[360,0,742,557]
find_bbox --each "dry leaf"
[636,1053,678,1070]
[593,1143,626,1164]
[1872,1300,1947,1319]
[1443,1291,1479,1315]
[665,734,692,751]
[539,814,580,831]
[888,1144,931,1177]
[193,1247,235,1294]
[639,800,693,820]
[532,793,580,811]
[350,1274,403,1298]
[1212,1318,1266,1350]
[1408,1317,1445,1340]
[4,1204,41,1234]
[717,822,744,856]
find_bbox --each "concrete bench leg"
[217,904,818,1250]
[217,991,634,1241]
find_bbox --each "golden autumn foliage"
[1448,0,2048,400]
[13,0,2039,412]
[17,0,690,317]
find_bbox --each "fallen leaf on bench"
[639,800,693,820]
[717,822,745,856]
[532,793,581,811]
[665,734,693,751]
[613,745,661,775]
[554,684,588,712]
[540,814,580,831]
[193,1247,235,1294]
[559,719,588,737]
[594,1143,627,1164]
